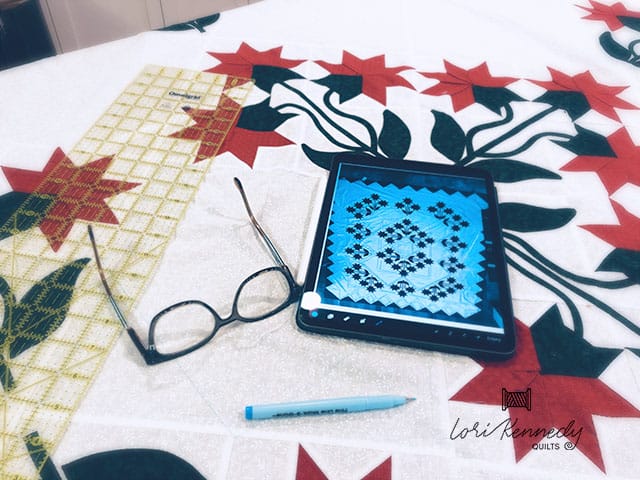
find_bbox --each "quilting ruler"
[0,65,252,479]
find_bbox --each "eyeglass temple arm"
[233,177,289,269]
[87,225,154,358]
[87,225,131,330]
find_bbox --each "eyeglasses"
[88,177,301,365]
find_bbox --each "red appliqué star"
[2,148,139,251]
[451,321,640,471]
[579,1,640,31]
[561,127,640,194]
[169,94,244,163]
[316,52,414,105]
[531,68,636,121]
[206,42,305,88]
[420,61,517,112]
[581,201,640,251]
[296,445,391,480]
[171,94,292,168]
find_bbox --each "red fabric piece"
[451,321,640,472]
[169,94,245,163]
[217,126,293,168]
[295,445,392,480]
[578,1,640,31]
[581,201,640,251]
[530,68,636,121]
[2,147,139,251]
[420,61,518,112]
[206,42,305,87]
[316,52,413,105]
[561,127,640,195]
[361,457,392,480]
[296,445,329,480]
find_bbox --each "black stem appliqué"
[599,32,640,68]
[504,234,640,338]
[460,105,559,165]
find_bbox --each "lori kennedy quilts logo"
[449,388,582,452]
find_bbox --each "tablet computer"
[296,154,515,359]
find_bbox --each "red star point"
[581,201,640,251]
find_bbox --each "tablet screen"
[297,155,515,358]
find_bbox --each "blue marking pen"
[245,395,415,420]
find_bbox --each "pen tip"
[405,397,416,403]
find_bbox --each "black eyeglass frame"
[88,178,301,365]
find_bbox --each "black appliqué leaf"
[0,258,90,390]
[315,74,363,103]
[0,191,56,241]
[471,159,561,183]
[499,203,576,232]
[619,15,640,32]
[553,125,616,157]
[430,110,466,163]
[531,305,622,377]
[472,86,523,115]
[597,248,640,284]
[598,32,634,62]
[379,110,411,159]
[301,144,342,170]
[61,448,207,480]
[159,13,220,32]
[534,90,591,121]
[251,65,304,92]
[237,99,295,131]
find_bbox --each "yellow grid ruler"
[0,65,252,479]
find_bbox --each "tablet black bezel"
[296,154,515,360]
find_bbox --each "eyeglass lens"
[236,267,292,319]
[151,267,292,355]
[152,302,217,355]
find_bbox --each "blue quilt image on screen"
[316,166,503,330]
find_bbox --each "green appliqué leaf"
[62,448,207,480]
[531,305,622,377]
[534,90,591,121]
[430,110,466,163]
[553,125,615,157]
[237,99,296,131]
[597,248,640,284]
[315,74,363,103]
[499,203,576,232]
[301,144,342,170]
[0,258,90,390]
[471,159,561,183]
[472,86,523,115]
[159,13,220,32]
[0,191,56,241]
[619,15,640,32]
[251,65,304,92]
[379,110,411,159]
